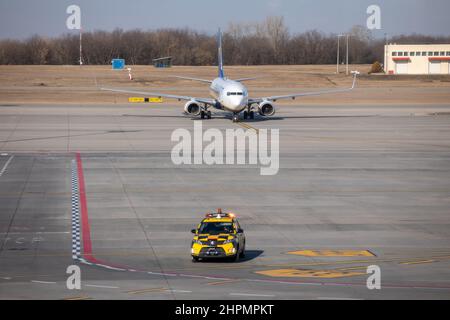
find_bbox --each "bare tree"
[263,16,289,64]
[1,18,449,66]
[25,35,50,64]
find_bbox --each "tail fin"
[217,28,224,78]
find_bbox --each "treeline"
[1,16,450,66]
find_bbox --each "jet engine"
[258,101,276,116]
[184,101,201,116]
[213,101,224,110]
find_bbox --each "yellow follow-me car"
[191,209,246,262]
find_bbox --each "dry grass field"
[0,64,450,105]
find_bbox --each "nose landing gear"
[232,113,239,123]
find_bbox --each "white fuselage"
[209,78,248,113]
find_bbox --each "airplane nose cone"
[230,97,246,109]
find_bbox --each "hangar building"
[384,44,450,75]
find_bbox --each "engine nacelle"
[213,101,223,110]
[184,101,201,116]
[258,101,276,116]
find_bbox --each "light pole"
[337,34,345,74]
[384,33,388,74]
[336,35,341,74]
[345,34,349,75]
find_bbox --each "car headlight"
[223,238,235,245]
[192,239,203,245]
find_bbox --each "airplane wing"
[100,87,215,105]
[248,71,359,104]
[234,77,261,82]
[173,76,212,84]
[174,76,260,83]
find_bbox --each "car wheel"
[192,256,199,262]
[239,246,245,258]
[234,246,240,262]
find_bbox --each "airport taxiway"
[1,103,450,299]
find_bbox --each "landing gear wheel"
[232,114,239,123]
[206,110,212,119]
[243,111,248,120]
[200,111,205,119]
[249,111,255,120]
[234,246,240,262]
[239,244,246,258]
[192,256,199,262]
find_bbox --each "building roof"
[386,44,450,47]
[152,56,173,61]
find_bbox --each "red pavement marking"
[76,153,94,261]
[75,152,127,269]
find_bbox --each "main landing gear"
[243,110,255,120]
[233,107,255,123]
[243,104,255,120]
[200,110,211,119]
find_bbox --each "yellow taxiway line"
[400,259,436,265]
[125,287,168,295]
[236,121,259,134]
[287,249,375,257]
[207,279,241,286]
[64,296,91,300]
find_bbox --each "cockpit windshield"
[198,222,234,235]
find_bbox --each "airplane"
[101,29,359,123]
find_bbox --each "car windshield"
[198,222,234,235]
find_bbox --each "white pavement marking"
[229,293,275,297]
[84,284,119,289]
[0,155,14,177]
[171,290,193,293]
[36,231,70,234]
[71,160,81,261]
[178,274,206,278]
[318,297,364,300]
[96,264,126,271]
[148,272,177,277]
[31,280,57,284]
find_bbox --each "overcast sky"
[1,0,449,39]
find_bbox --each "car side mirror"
[191,229,197,234]
[237,228,244,233]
